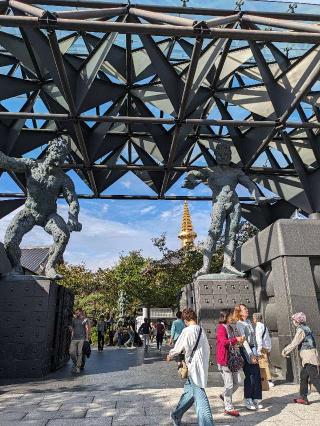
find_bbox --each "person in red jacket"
[216,309,245,417]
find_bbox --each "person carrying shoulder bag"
[216,309,245,417]
[234,304,263,411]
[167,308,214,426]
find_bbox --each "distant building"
[20,246,55,276]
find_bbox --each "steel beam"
[242,14,320,34]
[128,7,194,27]
[160,37,204,197]
[47,29,98,195]
[9,0,45,18]
[9,1,320,22]
[0,15,320,42]
[206,14,240,28]
[56,164,297,175]
[0,112,318,129]
[0,192,280,202]
[55,6,128,19]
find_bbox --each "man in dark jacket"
[139,318,151,352]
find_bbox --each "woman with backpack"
[216,309,245,417]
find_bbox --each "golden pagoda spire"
[178,201,197,248]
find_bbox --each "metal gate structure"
[0,1,319,228]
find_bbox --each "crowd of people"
[68,305,320,425]
[168,306,320,425]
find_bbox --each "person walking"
[139,318,151,352]
[97,314,106,351]
[234,304,263,411]
[216,309,245,417]
[282,312,320,405]
[170,311,185,368]
[124,322,136,348]
[156,319,165,351]
[106,312,116,346]
[167,308,214,426]
[69,308,90,373]
[170,311,185,345]
[116,321,124,348]
[253,312,274,388]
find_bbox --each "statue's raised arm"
[182,169,210,189]
[0,151,34,173]
[237,170,261,204]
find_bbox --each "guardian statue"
[0,137,82,279]
[182,143,261,277]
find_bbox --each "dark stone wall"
[236,219,320,383]
[0,261,73,379]
[187,275,256,372]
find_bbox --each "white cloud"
[120,180,132,189]
[140,206,156,214]
[0,200,213,271]
[160,204,183,220]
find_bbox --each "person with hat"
[282,312,320,405]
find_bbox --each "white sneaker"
[253,399,263,409]
[75,367,81,374]
[245,399,257,410]
[268,381,275,387]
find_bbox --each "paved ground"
[0,342,319,425]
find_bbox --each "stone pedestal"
[190,274,255,371]
[0,247,73,378]
[236,219,320,382]
[0,242,12,275]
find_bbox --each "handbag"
[82,340,91,358]
[178,327,203,379]
[223,325,244,373]
[179,360,189,379]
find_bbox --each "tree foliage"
[58,221,258,318]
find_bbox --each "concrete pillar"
[142,307,150,320]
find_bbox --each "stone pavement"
[0,343,319,426]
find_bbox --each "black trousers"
[243,357,262,400]
[108,330,115,345]
[98,331,105,350]
[156,334,164,349]
[300,363,320,399]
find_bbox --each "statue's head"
[46,137,69,167]
[214,143,231,166]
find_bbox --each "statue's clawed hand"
[67,219,82,232]
[182,177,200,190]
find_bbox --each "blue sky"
[0,0,318,270]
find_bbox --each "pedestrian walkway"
[0,343,319,425]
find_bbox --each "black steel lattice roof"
[0,1,320,229]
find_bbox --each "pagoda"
[178,201,197,248]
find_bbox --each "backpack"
[223,325,244,373]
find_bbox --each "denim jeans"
[172,378,214,426]
[242,358,262,400]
